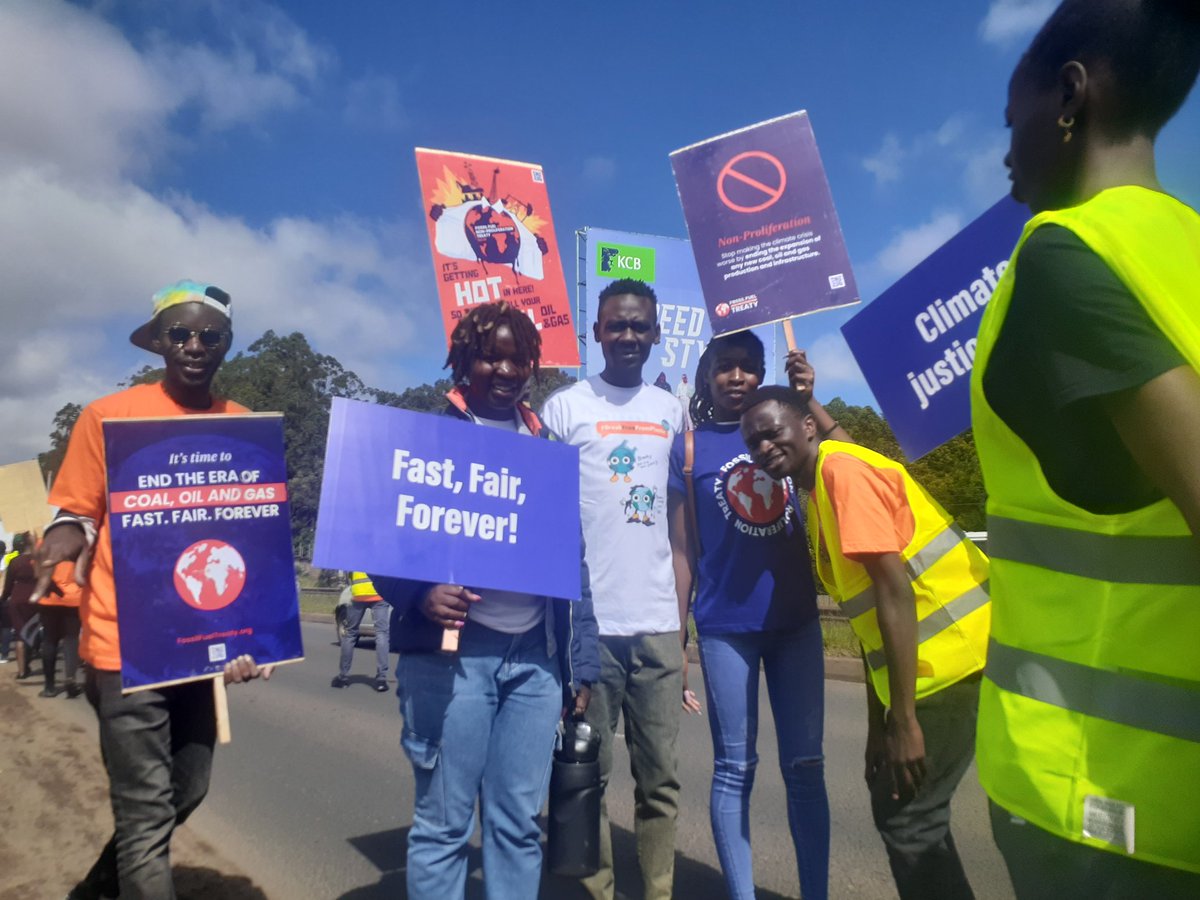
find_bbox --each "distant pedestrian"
[331,571,390,692]
[742,386,990,900]
[38,559,83,698]
[2,533,37,680]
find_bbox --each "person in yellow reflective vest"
[741,385,990,900]
[970,1,1200,896]
[331,571,391,692]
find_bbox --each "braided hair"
[689,330,766,426]
[445,301,542,385]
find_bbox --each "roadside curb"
[301,613,864,682]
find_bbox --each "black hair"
[444,300,541,384]
[12,532,31,553]
[596,279,658,320]
[1021,0,1200,138]
[690,331,766,426]
[740,385,811,420]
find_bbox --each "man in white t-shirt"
[541,279,685,900]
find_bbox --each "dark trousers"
[869,673,980,900]
[77,669,216,900]
[41,604,81,688]
[990,801,1200,900]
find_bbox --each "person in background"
[373,300,598,900]
[2,533,37,680]
[331,571,390,692]
[38,559,83,698]
[972,0,1200,893]
[668,334,841,900]
[31,279,271,900]
[741,386,990,900]
[0,539,12,663]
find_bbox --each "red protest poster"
[415,148,580,367]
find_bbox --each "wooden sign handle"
[782,319,798,352]
[214,676,231,744]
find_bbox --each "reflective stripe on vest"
[990,515,1200,585]
[986,639,1200,745]
[842,523,971,619]
[864,582,991,671]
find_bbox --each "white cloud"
[862,134,904,185]
[875,211,964,277]
[979,0,1056,46]
[0,1,438,465]
[806,331,867,392]
[963,133,1012,206]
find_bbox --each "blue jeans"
[698,618,830,900]
[397,620,562,900]
[339,601,390,678]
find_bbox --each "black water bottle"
[547,715,601,877]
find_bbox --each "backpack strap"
[683,430,702,560]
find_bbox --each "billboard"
[103,414,302,691]
[670,111,859,335]
[415,148,579,367]
[841,196,1027,458]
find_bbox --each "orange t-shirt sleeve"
[819,452,914,560]
[48,402,108,519]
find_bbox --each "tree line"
[37,331,985,560]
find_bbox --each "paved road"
[52,621,1014,898]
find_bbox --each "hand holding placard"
[420,584,481,652]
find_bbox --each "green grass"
[299,588,337,617]
[821,617,862,657]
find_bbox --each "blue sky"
[0,0,1197,465]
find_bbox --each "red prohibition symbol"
[717,151,787,214]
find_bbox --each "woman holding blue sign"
[667,332,845,900]
[972,0,1200,894]
[374,300,599,900]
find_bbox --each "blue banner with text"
[312,399,582,602]
[841,196,1027,459]
[103,414,302,692]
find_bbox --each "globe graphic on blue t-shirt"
[724,462,788,525]
[172,540,247,611]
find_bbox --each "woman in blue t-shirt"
[667,331,846,900]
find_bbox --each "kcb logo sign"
[596,242,656,282]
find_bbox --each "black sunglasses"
[164,325,229,348]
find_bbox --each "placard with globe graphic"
[103,413,303,691]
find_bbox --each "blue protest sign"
[103,414,302,691]
[312,399,582,602]
[670,112,859,335]
[841,196,1028,459]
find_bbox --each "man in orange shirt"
[33,280,270,900]
[741,386,990,900]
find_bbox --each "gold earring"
[1057,115,1075,143]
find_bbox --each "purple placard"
[670,112,859,335]
[312,399,582,602]
[104,415,302,692]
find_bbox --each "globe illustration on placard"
[173,540,247,611]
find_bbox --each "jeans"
[339,601,390,678]
[582,631,682,900]
[76,669,216,900]
[397,619,562,900]
[869,673,980,900]
[990,801,1200,899]
[699,618,830,900]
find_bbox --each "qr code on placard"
[531,169,544,183]
[829,273,846,289]
[208,644,227,663]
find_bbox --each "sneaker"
[39,686,60,698]
[374,678,388,693]
[66,684,83,699]
[330,675,349,689]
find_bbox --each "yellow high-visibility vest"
[349,571,381,602]
[971,185,1200,873]
[1,550,16,569]
[808,440,990,709]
